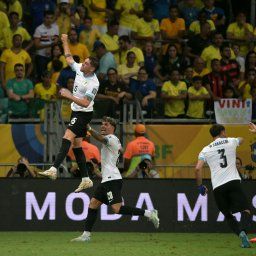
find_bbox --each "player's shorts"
[67,111,93,138]
[93,179,123,205]
[213,179,250,215]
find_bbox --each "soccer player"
[195,124,252,248]
[71,116,159,242]
[39,34,99,192]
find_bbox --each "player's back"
[101,134,122,183]
[199,137,241,189]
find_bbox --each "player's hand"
[61,34,68,43]
[198,184,208,196]
[60,88,72,99]
[249,122,256,133]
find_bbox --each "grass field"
[0,232,255,256]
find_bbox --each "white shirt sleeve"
[85,77,99,100]
[229,137,240,147]
[198,149,206,162]
[105,135,120,150]
[70,62,81,72]
[33,26,41,38]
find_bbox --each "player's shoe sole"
[148,209,160,229]
[38,168,57,180]
[74,179,93,192]
[239,231,251,248]
[71,235,90,242]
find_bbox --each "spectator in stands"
[97,67,132,116]
[68,132,101,178]
[73,4,88,34]
[7,0,23,20]
[245,51,256,75]
[183,66,194,87]
[34,70,57,101]
[252,87,256,119]
[88,0,111,34]
[118,35,144,66]
[192,57,209,77]
[201,0,225,26]
[50,59,63,84]
[6,156,37,178]
[79,16,101,54]
[33,10,59,80]
[0,10,10,49]
[30,0,56,33]
[238,69,256,100]
[203,59,231,102]
[115,0,143,36]
[236,157,253,180]
[226,12,254,57]
[100,19,119,55]
[124,124,159,178]
[67,28,89,62]
[188,22,211,58]
[130,67,157,118]
[56,0,73,35]
[160,5,185,43]
[180,0,199,28]
[57,55,79,88]
[201,32,224,70]
[47,44,67,72]
[189,10,215,35]
[0,34,32,90]
[143,41,158,79]
[147,0,174,21]
[117,51,139,85]
[186,75,210,118]
[93,40,116,81]
[220,44,240,86]
[232,43,245,79]
[6,63,34,118]
[154,44,188,82]
[223,86,236,99]
[2,12,33,51]
[131,6,160,43]
[161,69,187,118]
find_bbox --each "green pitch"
[0,232,254,256]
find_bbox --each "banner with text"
[0,179,255,232]
[214,98,252,124]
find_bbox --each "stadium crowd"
[0,0,256,122]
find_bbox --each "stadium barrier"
[1,179,255,232]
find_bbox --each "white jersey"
[101,134,122,183]
[198,137,241,190]
[70,62,99,112]
[33,23,59,57]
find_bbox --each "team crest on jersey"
[70,117,77,126]
[250,142,256,162]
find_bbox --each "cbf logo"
[70,117,77,126]
[250,142,256,162]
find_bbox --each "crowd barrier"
[0,179,255,232]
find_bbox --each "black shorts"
[93,179,123,205]
[213,180,250,215]
[67,111,93,138]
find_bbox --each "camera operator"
[6,157,37,178]
[123,124,159,178]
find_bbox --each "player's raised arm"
[87,124,108,144]
[61,34,74,65]
[249,122,256,133]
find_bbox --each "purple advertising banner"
[0,179,255,232]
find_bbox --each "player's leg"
[39,128,75,179]
[73,137,93,192]
[109,180,159,228]
[71,197,102,242]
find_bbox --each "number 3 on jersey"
[217,149,227,168]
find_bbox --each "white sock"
[144,210,151,218]
[82,177,90,181]
[82,231,91,237]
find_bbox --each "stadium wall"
[1,179,255,232]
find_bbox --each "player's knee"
[243,209,251,215]
[89,198,101,209]
[111,205,121,214]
